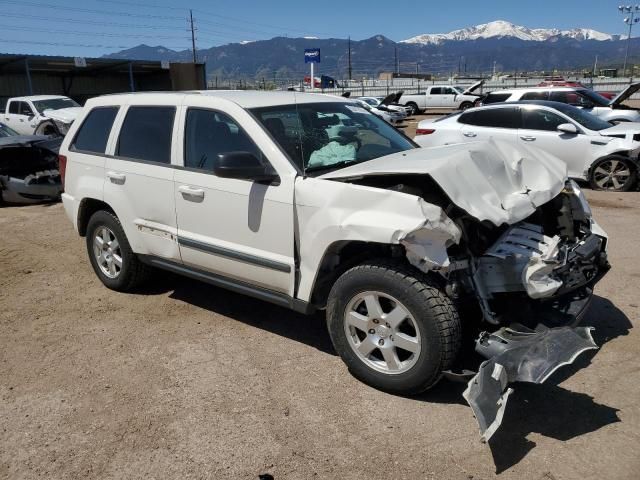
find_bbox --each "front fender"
[294,176,461,302]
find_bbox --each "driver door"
[173,102,296,295]
[4,101,36,135]
[519,107,591,178]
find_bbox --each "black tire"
[86,210,151,291]
[326,259,461,395]
[589,155,637,192]
[406,102,419,116]
[459,102,473,110]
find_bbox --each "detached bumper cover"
[462,326,597,442]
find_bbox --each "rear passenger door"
[173,104,296,296]
[103,104,181,262]
[457,106,521,143]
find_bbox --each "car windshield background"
[551,103,613,131]
[184,108,265,171]
[575,89,610,107]
[32,98,80,114]
[71,107,119,154]
[251,102,415,175]
[483,93,512,104]
[116,106,175,164]
[459,107,521,128]
[0,123,19,137]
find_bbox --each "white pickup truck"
[2,95,82,136]
[401,81,483,114]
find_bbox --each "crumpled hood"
[319,140,568,226]
[599,122,640,136]
[42,107,82,124]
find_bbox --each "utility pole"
[189,9,197,63]
[348,36,352,81]
[619,5,640,77]
[394,46,399,76]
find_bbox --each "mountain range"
[104,20,637,80]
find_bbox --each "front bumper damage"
[463,325,598,442]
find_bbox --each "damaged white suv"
[60,92,609,440]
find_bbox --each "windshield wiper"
[305,159,360,173]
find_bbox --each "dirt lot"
[1,162,640,478]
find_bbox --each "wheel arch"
[77,197,115,237]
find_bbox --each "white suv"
[60,91,609,440]
[482,84,640,124]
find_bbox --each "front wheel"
[326,259,461,395]
[459,102,473,110]
[589,155,636,191]
[405,102,419,116]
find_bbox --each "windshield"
[251,102,415,175]
[576,89,610,107]
[0,123,19,137]
[32,97,80,114]
[552,103,613,131]
[360,98,379,106]
[453,86,466,94]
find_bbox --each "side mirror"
[557,123,578,134]
[214,152,279,183]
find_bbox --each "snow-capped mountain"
[402,20,615,44]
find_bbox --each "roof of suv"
[10,95,70,101]
[488,86,585,95]
[88,90,349,109]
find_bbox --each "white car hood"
[319,140,568,226]
[42,107,82,124]
[599,122,640,136]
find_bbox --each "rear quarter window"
[459,107,521,128]
[71,106,119,154]
[116,106,175,164]
[483,93,512,104]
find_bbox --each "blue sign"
[304,48,321,64]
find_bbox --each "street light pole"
[619,5,640,77]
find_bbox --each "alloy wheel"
[93,226,123,279]
[343,291,422,375]
[593,159,632,190]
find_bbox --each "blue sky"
[0,0,632,57]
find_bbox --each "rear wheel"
[589,155,636,191]
[326,259,461,395]
[86,210,151,291]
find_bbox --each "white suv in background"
[481,84,640,124]
[59,91,608,441]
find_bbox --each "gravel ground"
[1,146,639,479]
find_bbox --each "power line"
[0,0,185,20]
[1,12,186,30]
[0,23,189,40]
[0,38,190,50]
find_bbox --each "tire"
[406,102,419,116]
[326,259,461,395]
[86,210,151,291]
[589,155,637,192]
[459,102,473,110]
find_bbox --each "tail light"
[58,154,67,191]
[415,128,435,136]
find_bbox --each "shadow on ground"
[137,275,631,474]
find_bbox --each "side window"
[483,93,512,104]
[443,87,456,95]
[19,102,34,116]
[459,108,521,128]
[117,106,175,163]
[521,91,549,101]
[8,102,19,114]
[430,87,443,95]
[71,106,119,154]
[184,108,264,171]
[522,109,567,131]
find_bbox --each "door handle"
[520,136,536,141]
[106,171,126,184]
[178,185,205,200]
[463,132,477,138]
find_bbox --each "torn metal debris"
[463,325,598,442]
